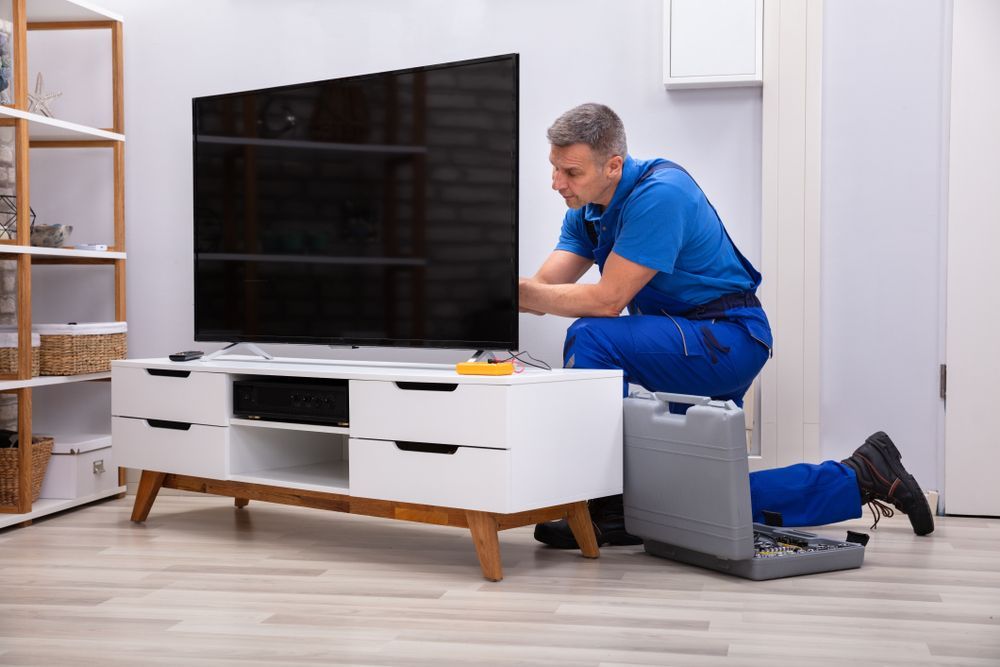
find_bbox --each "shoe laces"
[866,498,895,530]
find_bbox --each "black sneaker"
[841,431,934,536]
[533,494,644,549]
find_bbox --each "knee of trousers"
[563,317,618,368]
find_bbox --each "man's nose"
[552,173,564,191]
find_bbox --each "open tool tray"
[645,524,865,580]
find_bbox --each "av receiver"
[233,377,349,426]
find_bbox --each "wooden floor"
[1,495,998,666]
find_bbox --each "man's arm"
[531,249,594,285]
[520,251,657,318]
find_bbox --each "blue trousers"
[564,315,862,526]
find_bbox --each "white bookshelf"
[0,0,126,523]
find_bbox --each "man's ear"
[606,155,624,178]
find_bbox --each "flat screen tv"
[192,54,518,349]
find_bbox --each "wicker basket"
[0,436,54,505]
[0,332,40,376]
[37,322,127,376]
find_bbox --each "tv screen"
[192,54,518,349]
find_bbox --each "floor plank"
[0,495,998,666]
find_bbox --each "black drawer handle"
[395,441,459,455]
[147,369,191,378]
[146,419,192,431]
[395,381,458,392]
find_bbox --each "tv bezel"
[192,53,519,350]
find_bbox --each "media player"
[233,377,349,426]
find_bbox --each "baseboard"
[926,489,940,514]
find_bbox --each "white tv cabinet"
[111,356,623,581]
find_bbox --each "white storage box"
[36,322,127,375]
[0,331,41,376]
[39,434,117,499]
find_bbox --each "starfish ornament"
[27,72,61,117]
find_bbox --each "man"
[521,103,933,548]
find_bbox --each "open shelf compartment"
[228,425,350,494]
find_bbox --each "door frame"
[754,0,823,470]
[943,0,999,516]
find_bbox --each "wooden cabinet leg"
[131,470,166,522]
[566,501,600,558]
[465,510,503,582]
[234,497,250,508]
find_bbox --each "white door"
[944,0,1000,516]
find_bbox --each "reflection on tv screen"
[193,54,518,349]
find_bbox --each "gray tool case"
[623,391,865,580]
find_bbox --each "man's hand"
[519,252,593,316]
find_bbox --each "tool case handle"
[629,388,739,411]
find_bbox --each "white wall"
[27,28,115,326]
[820,0,949,490]
[81,0,762,368]
[29,1,955,495]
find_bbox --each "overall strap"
[639,161,762,289]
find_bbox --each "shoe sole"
[597,527,644,547]
[533,522,644,549]
[865,432,935,536]
[532,525,578,549]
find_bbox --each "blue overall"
[560,159,862,527]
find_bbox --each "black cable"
[501,350,552,371]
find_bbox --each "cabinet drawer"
[349,380,508,448]
[112,416,228,479]
[113,366,230,426]
[349,437,510,512]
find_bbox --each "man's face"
[549,143,622,209]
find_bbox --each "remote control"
[169,350,204,362]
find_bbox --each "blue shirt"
[555,156,755,311]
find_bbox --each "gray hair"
[546,103,628,161]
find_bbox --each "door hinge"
[940,363,947,400]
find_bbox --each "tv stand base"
[201,342,274,362]
[130,469,600,582]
